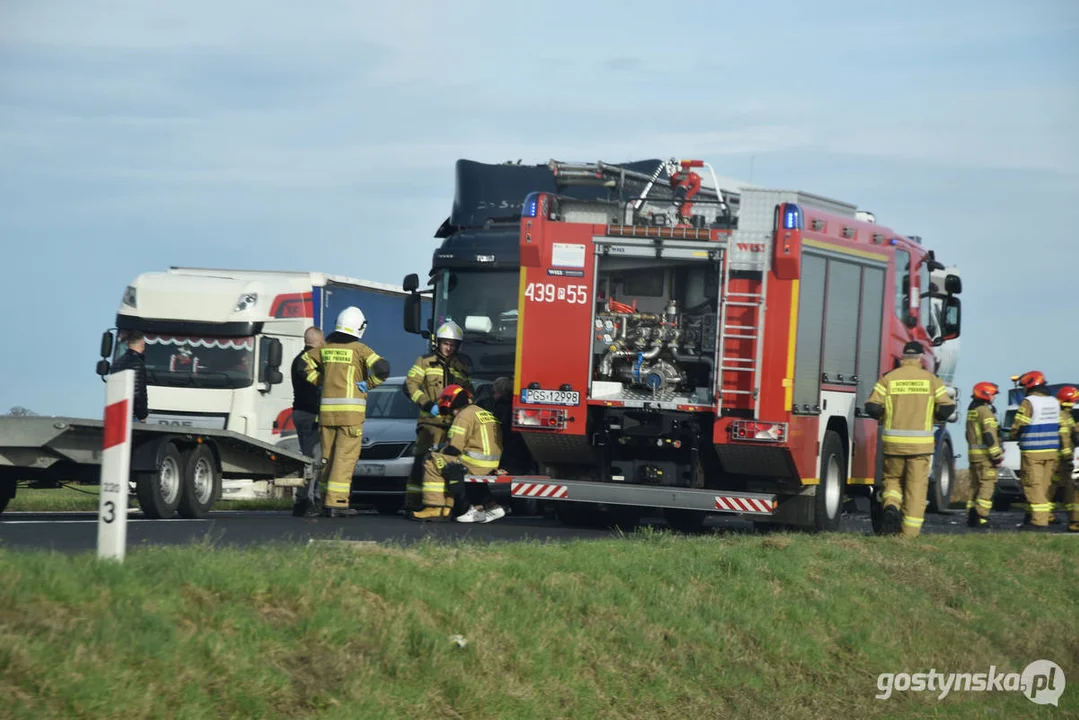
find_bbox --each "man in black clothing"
[110,330,149,422]
[291,326,324,516]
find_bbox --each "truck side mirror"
[100,330,114,359]
[944,273,962,295]
[939,295,961,341]
[96,359,111,377]
[403,273,419,293]
[260,337,284,386]
[404,293,422,335]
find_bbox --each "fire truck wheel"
[135,442,184,519]
[814,430,845,532]
[178,444,220,519]
[664,508,707,533]
[927,438,955,514]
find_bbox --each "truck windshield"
[433,269,519,343]
[116,334,255,389]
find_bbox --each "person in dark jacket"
[111,331,149,422]
[291,326,324,517]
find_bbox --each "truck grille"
[360,442,411,460]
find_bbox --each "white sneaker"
[481,505,506,523]
[455,506,486,523]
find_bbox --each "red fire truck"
[462,158,963,531]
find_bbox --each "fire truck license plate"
[522,389,580,406]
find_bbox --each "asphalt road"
[1,507,1068,554]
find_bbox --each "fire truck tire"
[927,438,955,514]
[664,508,707,533]
[135,442,184,519]
[554,502,602,528]
[177,444,220,519]
[813,430,845,532]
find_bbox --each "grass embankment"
[1,533,1076,719]
[6,485,292,513]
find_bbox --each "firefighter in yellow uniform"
[1050,386,1079,532]
[409,384,506,523]
[865,341,955,537]
[402,320,472,512]
[309,306,390,518]
[964,381,1004,530]
[1009,371,1066,530]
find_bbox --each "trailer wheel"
[928,438,955,514]
[814,430,845,532]
[136,442,184,519]
[178,445,220,519]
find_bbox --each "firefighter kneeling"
[408,384,507,523]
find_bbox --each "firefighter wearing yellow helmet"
[306,306,390,517]
[402,320,473,512]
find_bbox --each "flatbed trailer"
[0,416,310,518]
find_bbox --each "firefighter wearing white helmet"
[402,319,473,512]
[305,306,390,517]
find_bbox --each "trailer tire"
[928,438,955,514]
[814,430,845,532]
[178,445,220,519]
[136,442,184,519]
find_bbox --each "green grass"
[6,485,293,513]
[0,533,1076,719]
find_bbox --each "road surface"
[0,507,1065,554]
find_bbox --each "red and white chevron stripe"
[463,475,500,484]
[512,482,569,499]
[714,495,775,514]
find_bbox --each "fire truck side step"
[463,475,778,515]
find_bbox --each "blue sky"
[2,0,1077,447]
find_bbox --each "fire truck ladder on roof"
[547,159,723,213]
[716,245,767,418]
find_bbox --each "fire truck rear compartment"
[589,257,719,408]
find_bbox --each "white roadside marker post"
[98,369,134,561]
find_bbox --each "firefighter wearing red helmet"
[407,384,506,523]
[964,381,1004,529]
[865,341,955,537]
[1010,370,1069,530]
[1048,386,1079,532]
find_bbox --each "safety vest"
[1017,394,1060,454]
[446,404,502,472]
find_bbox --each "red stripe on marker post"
[103,399,130,450]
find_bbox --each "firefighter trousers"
[406,423,448,510]
[1020,454,1058,527]
[1057,460,1078,524]
[320,425,362,509]
[965,460,997,520]
[420,452,457,509]
[881,454,931,538]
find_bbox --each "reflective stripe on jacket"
[446,404,502,472]
[314,341,385,426]
[404,352,472,427]
[867,358,954,456]
[1013,393,1060,455]
[965,401,1002,462]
